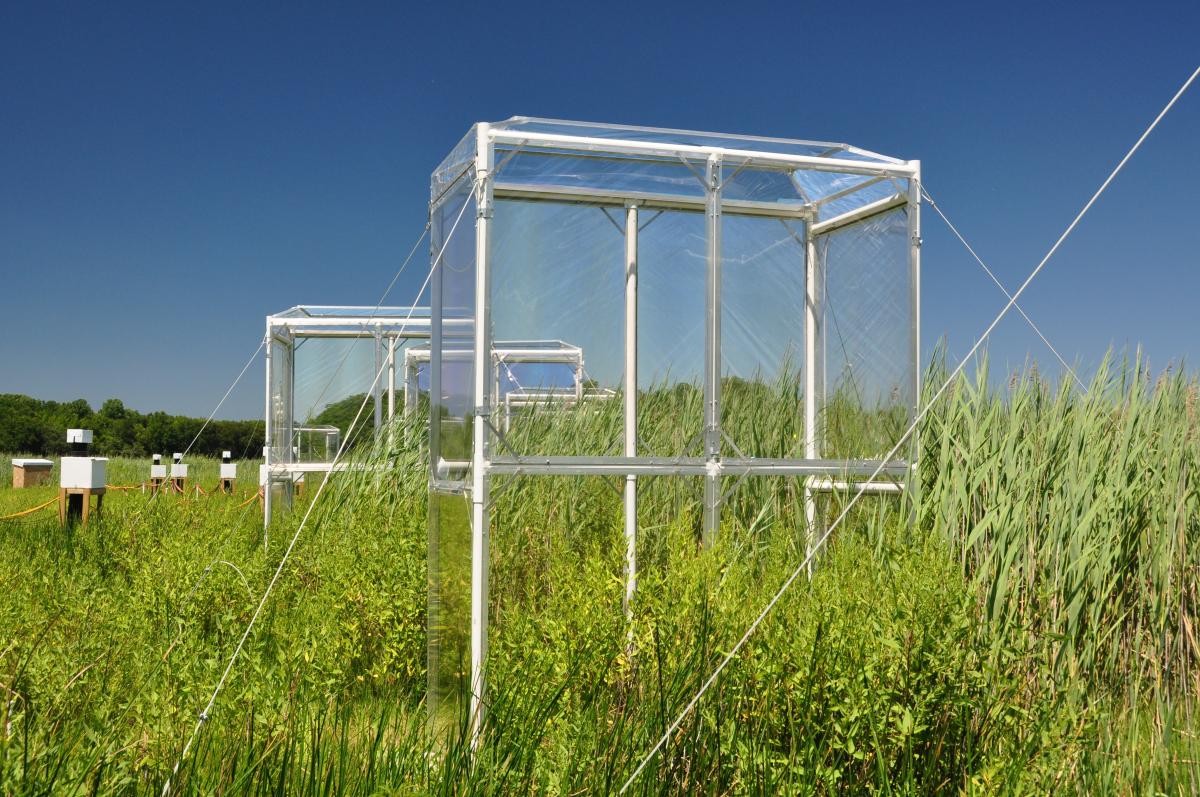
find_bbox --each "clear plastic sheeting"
[427,490,472,736]
[489,117,907,215]
[802,174,908,220]
[817,206,913,460]
[494,152,814,212]
[293,337,377,425]
[262,303,438,531]
[491,202,623,384]
[490,117,901,163]
[293,425,339,462]
[491,200,622,455]
[496,152,708,201]
[267,332,294,466]
[427,169,476,732]
[432,125,478,203]
[266,331,295,509]
[638,210,706,456]
[720,214,806,458]
[429,172,476,476]
[424,119,919,743]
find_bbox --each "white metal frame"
[402,339,587,418]
[292,424,340,461]
[500,387,618,434]
[263,305,445,527]
[428,121,921,745]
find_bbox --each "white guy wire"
[161,179,475,796]
[921,185,1088,392]
[618,63,1200,794]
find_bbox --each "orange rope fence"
[1,482,262,520]
[0,497,58,521]
[235,490,263,509]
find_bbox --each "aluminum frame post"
[623,202,638,622]
[906,162,922,515]
[283,330,295,516]
[263,319,272,536]
[387,336,396,421]
[493,360,501,416]
[373,326,383,440]
[702,154,723,545]
[468,123,494,751]
[264,327,295,546]
[387,335,396,450]
[803,221,821,575]
[428,240,441,465]
[404,361,418,417]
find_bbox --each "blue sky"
[1,1,1197,419]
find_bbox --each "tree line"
[0,393,261,458]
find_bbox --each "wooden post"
[59,487,105,525]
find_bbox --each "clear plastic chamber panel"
[292,336,378,450]
[719,213,807,459]
[636,208,706,456]
[265,312,430,470]
[816,204,913,462]
[490,199,623,456]
[267,331,294,466]
[430,172,477,475]
[427,168,476,729]
[425,118,918,732]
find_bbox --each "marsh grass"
[1,356,1197,794]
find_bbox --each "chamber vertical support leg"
[803,221,821,576]
[701,154,723,546]
[388,336,396,421]
[387,336,396,450]
[623,202,639,623]
[404,362,418,417]
[468,123,494,754]
[263,320,272,540]
[373,326,383,441]
[493,361,502,420]
[906,161,922,525]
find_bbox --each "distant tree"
[311,393,377,449]
[0,393,260,458]
[0,394,44,452]
[137,412,173,456]
[62,399,93,426]
[99,398,127,419]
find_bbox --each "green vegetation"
[1,357,1197,794]
[0,394,259,459]
[309,393,382,454]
